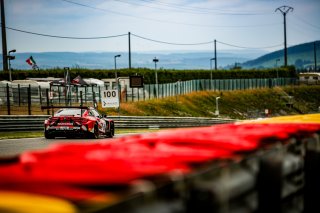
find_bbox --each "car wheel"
[44,130,54,139]
[105,123,114,138]
[90,125,99,139]
[106,131,113,138]
[110,127,114,138]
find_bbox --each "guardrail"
[0,115,236,132]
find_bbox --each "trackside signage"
[101,90,119,108]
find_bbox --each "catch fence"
[0,77,296,115]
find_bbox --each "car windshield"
[55,109,83,117]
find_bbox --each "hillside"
[242,41,320,70]
[102,85,320,120]
[2,41,319,71]
[1,51,264,70]
[2,50,265,70]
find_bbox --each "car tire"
[44,130,54,139]
[106,131,113,138]
[106,122,114,138]
[90,125,99,139]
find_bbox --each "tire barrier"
[0,114,319,213]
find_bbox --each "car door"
[90,108,106,133]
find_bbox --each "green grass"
[0,132,44,140]
[0,129,160,140]
[101,85,320,119]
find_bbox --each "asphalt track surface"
[0,134,127,158]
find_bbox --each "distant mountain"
[2,42,318,70]
[241,41,320,70]
[2,50,266,70]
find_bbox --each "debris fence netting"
[0,114,319,213]
[0,78,296,115]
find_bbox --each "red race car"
[43,106,114,139]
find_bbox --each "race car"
[42,106,114,139]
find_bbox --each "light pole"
[175,80,181,103]
[210,57,216,90]
[114,54,121,89]
[64,67,71,106]
[215,96,220,116]
[214,39,217,70]
[8,49,16,82]
[153,57,159,98]
[210,58,216,81]
[114,54,121,116]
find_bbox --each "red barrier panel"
[0,122,319,203]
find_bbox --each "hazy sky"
[3,0,320,53]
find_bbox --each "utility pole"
[214,39,217,70]
[1,0,8,71]
[276,5,293,67]
[314,41,317,71]
[128,32,131,69]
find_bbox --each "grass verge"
[101,85,320,119]
[0,129,160,140]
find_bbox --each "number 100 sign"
[101,90,119,108]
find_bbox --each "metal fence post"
[46,89,50,115]
[93,91,96,108]
[39,85,42,106]
[76,86,79,103]
[131,87,134,102]
[6,83,10,115]
[162,84,164,98]
[155,84,158,98]
[268,78,272,88]
[64,85,67,106]
[98,86,101,103]
[175,83,178,103]
[125,85,128,102]
[80,91,83,107]
[143,85,145,101]
[58,85,61,104]
[28,84,31,115]
[85,86,87,104]
[91,85,94,105]
[119,85,122,103]
[18,84,21,107]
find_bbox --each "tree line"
[0,67,296,84]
